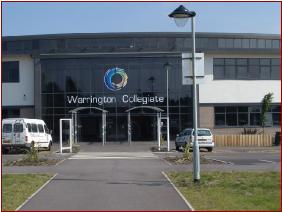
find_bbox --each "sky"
[2,2,281,36]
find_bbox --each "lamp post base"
[193,179,200,183]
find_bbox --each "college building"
[2,32,281,142]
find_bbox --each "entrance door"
[131,115,157,141]
[78,114,101,142]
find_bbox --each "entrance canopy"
[69,107,108,145]
[69,107,108,113]
[125,106,164,113]
[126,106,164,150]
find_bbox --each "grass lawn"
[2,174,53,211]
[168,171,281,211]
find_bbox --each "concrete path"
[19,151,191,211]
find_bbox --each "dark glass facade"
[41,56,193,141]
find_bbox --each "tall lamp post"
[164,62,171,152]
[169,5,200,182]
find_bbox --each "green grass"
[2,174,53,211]
[168,171,281,211]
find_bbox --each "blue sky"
[2,2,280,36]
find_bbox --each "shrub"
[241,128,258,135]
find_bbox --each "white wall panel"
[2,55,34,106]
[199,53,281,104]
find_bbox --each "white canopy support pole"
[59,118,72,154]
[102,112,106,146]
[167,116,170,151]
[128,112,131,144]
[157,113,161,151]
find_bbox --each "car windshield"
[179,129,192,136]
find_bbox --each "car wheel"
[47,142,52,151]
[207,147,213,152]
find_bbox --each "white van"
[2,118,52,152]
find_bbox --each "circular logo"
[104,67,128,91]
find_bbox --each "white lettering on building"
[67,95,164,106]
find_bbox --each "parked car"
[2,118,52,153]
[175,128,214,152]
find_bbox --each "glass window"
[238,113,248,126]
[226,107,237,113]
[38,124,44,133]
[31,124,38,133]
[265,40,272,48]
[250,113,260,126]
[271,66,280,80]
[213,58,224,65]
[226,113,237,126]
[249,59,260,65]
[237,59,247,65]
[260,66,271,80]
[234,39,241,48]
[218,39,225,48]
[238,106,248,112]
[272,113,281,126]
[14,123,23,133]
[27,123,32,132]
[250,39,257,48]
[260,59,271,66]
[213,66,224,79]
[2,61,19,83]
[271,105,281,112]
[248,66,260,79]
[225,66,236,79]
[237,66,248,79]
[242,39,250,48]
[272,40,280,48]
[250,106,261,112]
[258,39,265,48]
[3,124,12,133]
[214,107,225,113]
[225,39,234,48]
[271,58,280,66]
[215,105,279,127]
[215,114,225,125]
[225,59,236,65]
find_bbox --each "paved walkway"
[18,148,191,211]
[3,142,280,210]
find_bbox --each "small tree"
[260,92,274,133]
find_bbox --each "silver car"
[175,128,214,152]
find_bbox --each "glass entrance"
[78,114,101,142]
[131,115,157,141]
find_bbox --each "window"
[38,124,44,133]
[31,124,38,133]
[44,125,50,133]
[213,58,280,80]
[2,61,19,82]
[2,108,20,119]
[27,123,32,132]
[3,124,12,133]
[214,105,280,127]
[14,123,23,133]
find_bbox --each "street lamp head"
[168,5,196,27]
[163,62,172,70]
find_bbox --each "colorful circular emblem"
[104,67,128,91]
